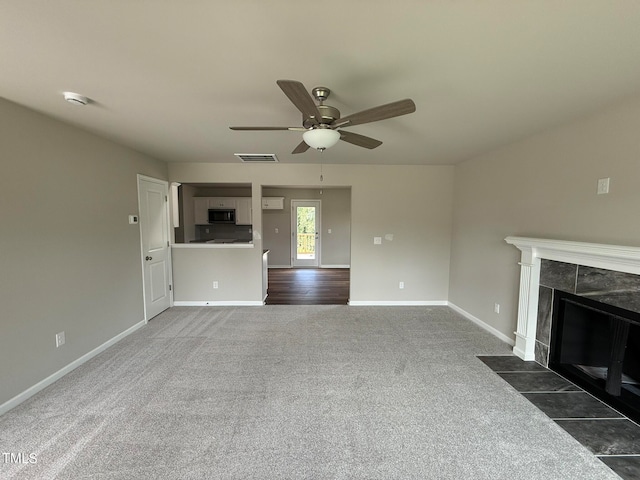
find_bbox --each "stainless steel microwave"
[208,209,236,224]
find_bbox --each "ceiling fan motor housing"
[303,104,340,128]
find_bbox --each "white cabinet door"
[194,197,210,224]
[235,197,252,225]
[209,197,236,209]
[262,197,284,209]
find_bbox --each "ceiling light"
[63,92,89,106]
[302,128,340,152]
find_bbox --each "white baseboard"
[0,318,146,417]
[348,300,448,306]
[448,303,515,346]
[268,265,291,269]
[173,301,263,307]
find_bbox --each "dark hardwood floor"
[265,268,350,305]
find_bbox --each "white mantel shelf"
[504,236,640,361]
[505,236,640,275]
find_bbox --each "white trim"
[0,319,146,416]
[268,265,292,269]
[348,300,448,306]
[448,303,516,346]
[173,301,264,307]
[320,264,350,269]
[504,236,640,360]
[505,236,640,275]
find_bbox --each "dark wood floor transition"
[265,268,350,305]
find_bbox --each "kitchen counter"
[172,242,254,249]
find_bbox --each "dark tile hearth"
[523,392,623,419]
[480,355,640,480]
[497,371,581,393]
[600,456,640,479]
[555,419,640,455]
[477,354,547,372]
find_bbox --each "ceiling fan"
[230,80,416,154]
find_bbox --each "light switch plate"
[374,237,382,245]
[597,178,610,195]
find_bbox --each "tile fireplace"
[506,237,640,422]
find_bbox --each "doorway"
[291,200,321,267]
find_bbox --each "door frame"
[291,199,321,267]
[137,174,173,322]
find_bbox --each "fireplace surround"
[506,237,640,421]
[505,237,640,363]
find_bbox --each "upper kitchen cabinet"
[209,197,236,209]
[194,197,211,225]
[235,197,252,225]
[262,197,284,209]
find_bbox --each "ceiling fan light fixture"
[303,128,340,151]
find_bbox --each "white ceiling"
[2,1,640,165]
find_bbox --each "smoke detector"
[63,92,89,106]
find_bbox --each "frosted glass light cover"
[303,128,340,150]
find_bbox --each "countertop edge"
[171,243,255,249]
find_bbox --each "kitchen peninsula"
[171,242,266,306]
[171,183,269,305]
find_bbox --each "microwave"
[208,209,236,224]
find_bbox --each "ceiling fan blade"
[277,80,322,125]
[339,131,383,149]
[332,98,416,127]
[229,126,306,131]
[292,140,310,154]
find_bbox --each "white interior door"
[291,200,321,267]
[138,175,171,320]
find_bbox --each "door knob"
[146,256,153,261]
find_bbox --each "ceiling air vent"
[235,153,279,163]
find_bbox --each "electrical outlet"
[494,303,500,314]
[328,228,332,234]
[55,331,65,348]
[213,281,219,289]
[275,228,279,234]
[399,281,405,289]
[374,237,382,245]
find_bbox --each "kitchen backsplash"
[195,224,252,242]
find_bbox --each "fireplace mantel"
[505,237,640,361]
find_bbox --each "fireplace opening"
[549,290,640,423]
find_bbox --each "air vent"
[235,153,279,163]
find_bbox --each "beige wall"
[168,163,455,304]
[0,98,167,406]
[262,187,351,267]
[449,93,640,341]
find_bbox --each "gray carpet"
[0,306,620,479]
